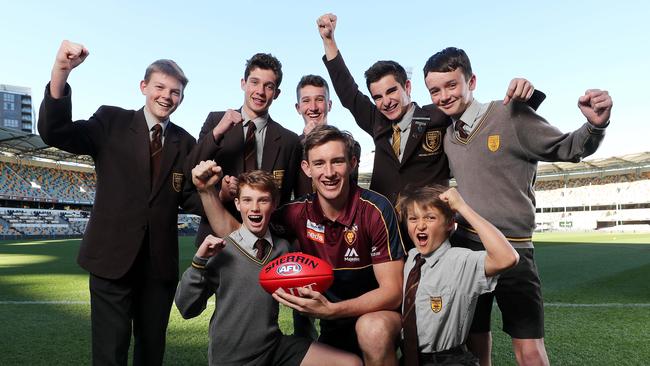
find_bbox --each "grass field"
[1,232,649,365]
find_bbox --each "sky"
[3,0,648,172]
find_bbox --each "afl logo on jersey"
[276,263,303,276]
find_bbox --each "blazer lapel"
[402,107,431,164]
[261,118,281,170]
[131,109,153,194]
[234,122,246,173]
[150,122,180,201]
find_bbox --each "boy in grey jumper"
[175,169,360,366]
[422,47,612,366]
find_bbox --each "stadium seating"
[1,153,648,237]
[0,161,96,203]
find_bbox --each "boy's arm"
[317,13,378,135]
[39,40,105,157]
[191,160,240,237]
[175,235,225,319]
[514,89,612,162]
[50,40,88,99]
[441,188,518,277]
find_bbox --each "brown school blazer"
[38,84,201,281]
[185,110,301,244]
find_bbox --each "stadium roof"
[537,151,650,176]
[0,126,93,165]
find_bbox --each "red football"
[259,252,334,296]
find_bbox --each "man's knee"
[355,311,401,350]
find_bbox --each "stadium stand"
[533,152,650,232]
[0,126,200,239]
[0,126,648,238]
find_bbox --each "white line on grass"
[0,300,218,305]
[545,303,650,308]
[1,301,649,307]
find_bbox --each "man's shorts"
[450,234,545,339]
[318,317,362,356]
[265,334,312,366]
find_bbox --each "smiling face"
[425,68,476,119]
[140,72,183,121]
[406,203,454,256]
[369,75,412,121]
[241,67,280,118]
[234,184,276,237]
[296,85,331,126]
[301,140,357,206]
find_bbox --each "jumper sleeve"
[510,103,605,163]
[174,256,216,319]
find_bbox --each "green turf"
[1,233,649,365]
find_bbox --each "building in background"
[0,84,33,133]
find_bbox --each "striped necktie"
[150,124,163,185]
[392,124,401,159]
[244,121,257,171]
[455,120,469,139]
[254,238,268,260]
[402,254,426,366]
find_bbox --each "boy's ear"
[447,217,456,233]
[234,197,241,212]
[301,160,311,177]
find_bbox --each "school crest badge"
[430,296,443,313]
[487,135,500,152]
[344,224,358,246]
[172,173,184,192]
[272,170,285,189]
[422,130,442,153]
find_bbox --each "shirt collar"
[410,239,452,267]
[453,99,483,128]
[241,108,269,130]
[395,103,416,131]
[143,106,170,133]
[308,183,361,227]
[236,224,274,251]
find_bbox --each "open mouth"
[252,96,266,106]
[321,179,339,188]
[156,100,172,108]
[248,214,263,224]
[384,103,398,113]
[416,233,428,245]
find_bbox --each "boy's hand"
[212,109,243,140]
[503,78,535,105]
[219,175,239,202]
[192,160,222,191]
[196,235,225,258]
[53,40,89,73]
[317,13,337,41]
[439,187,467,211]
[578,89,612,127]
